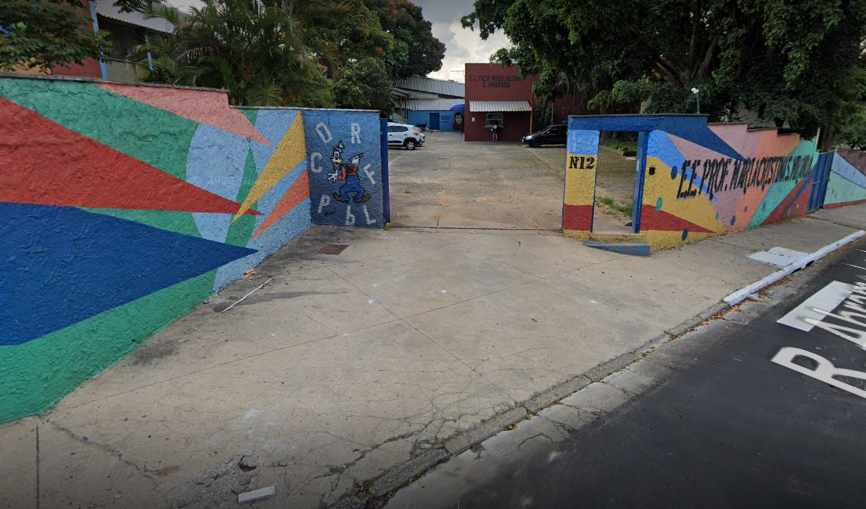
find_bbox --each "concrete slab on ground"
[389,132,564,230]
[0,209,862,509]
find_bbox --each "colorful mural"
[0,76,383,424]
[824,150,866,209]
[564,116,820,251]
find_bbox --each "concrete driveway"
[3,198,863,508]
[388,132,564,229]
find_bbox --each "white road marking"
[777,281,854,332]
[772,347,866,400]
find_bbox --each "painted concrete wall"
[824,150,866,208]
[304,110,385,228]
[407,110,456,131]
[0,76,383,424]
[564,117,820,251]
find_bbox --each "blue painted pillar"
[380,118,391,224]
[89,1,108,80]
[632,131,649,233]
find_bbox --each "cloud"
[426,20,510,82]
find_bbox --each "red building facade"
[463,63,582,142]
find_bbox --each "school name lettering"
[675,154,814,200]
[468,75,522,88]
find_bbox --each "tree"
[333,57,394,113]
[0,0,111,72]
[463,0,866,143]
[132,0,335,107]
[365,0,445,80]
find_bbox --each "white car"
[387,122,425,150]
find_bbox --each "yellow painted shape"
[233,111,307,222]
[564,153,598,206]
[644,230,720,252]
[563,229,592,241]
[643,156,726,234]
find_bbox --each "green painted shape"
[239,108,259,124]
[0,79,197,180]
[225,149,259,247]
[0,271,216,425]
[748,139,818,228]
[655,197,663,211]
[824,171,866,205]
[81,209,202,238]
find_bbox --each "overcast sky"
[163,0,510,83]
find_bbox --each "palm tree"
[132,0,336,106]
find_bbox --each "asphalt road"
[456,242,866,509]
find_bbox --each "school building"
[463,63,582,142]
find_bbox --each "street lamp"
[691,87,700,114]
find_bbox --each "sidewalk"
[2,205,864,509]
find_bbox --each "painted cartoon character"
[327,141,371,204]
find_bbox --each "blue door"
[429,113,440,130]
[808,152,833,213]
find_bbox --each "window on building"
[485,113,503,127]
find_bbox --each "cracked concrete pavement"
[2,172,864,508]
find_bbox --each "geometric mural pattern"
[0,77,384,424]
[563,117,823,251]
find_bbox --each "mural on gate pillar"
[824,150,866,208]
[304,111,384,227]
[563,115,820,251]
[562,130,600,232]
[0,76,383,424]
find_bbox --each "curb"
[724,230,865,306]
[342,231,864,508]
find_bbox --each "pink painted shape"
[98,83,271,145]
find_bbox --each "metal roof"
[407,99,464,111]
[394,76,464,98]
[394,87,439,100]
[469,100,532,112]
[96,1,175,33]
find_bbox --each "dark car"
[521,124,567,148]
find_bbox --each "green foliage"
[132,0,336,107]
[463,0,866,143]
[365,0,445,80]
[0,0,112,71]
[598,196,633,217]
[334,57,394,113]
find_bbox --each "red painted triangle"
[252,171,310,239]
[0,98,260,215]
[639,205,715,233]
[98,83,271,145]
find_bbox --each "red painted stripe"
[824,198,866,209]
[562,204,593,231]
[639,205,715,233]
[252,171,310,238]
[0,98,260,215]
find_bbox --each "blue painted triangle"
[0,203,257,346]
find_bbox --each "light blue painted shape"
[187,123,251,242]
[250,109,300,175]
[568,130,600,155]
[647,131,703,193]
[212,200,311,291]
[831,154,866,189]
[824,171,866,206]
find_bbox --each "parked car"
[387,122,425,150]
[521,124,567,148]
